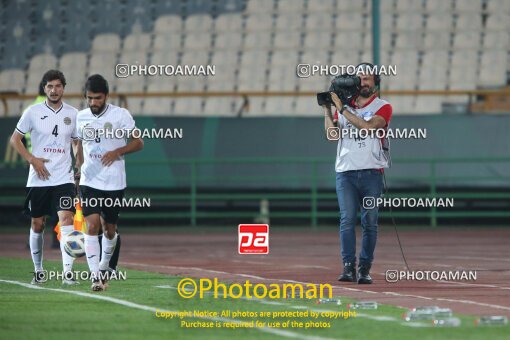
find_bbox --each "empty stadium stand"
[0,0,509,116]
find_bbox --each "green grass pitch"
[0,257,508,339]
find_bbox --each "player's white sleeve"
[71,109,79,139]
[120,108,136,131]
[15,107,32,135]
[75,120,82,140]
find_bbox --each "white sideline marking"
[0,279,334,340]
[376,272,510,290]
[382,292,510,311]
[125,262,510,312]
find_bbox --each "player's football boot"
[91,278,105,291]
[30,271,45,285]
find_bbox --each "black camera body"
[317,74,361,107]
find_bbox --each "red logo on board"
[238,224,269,254]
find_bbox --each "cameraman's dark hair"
[356,62,380,87]
[41,70,66,88]
[84,74,109,96]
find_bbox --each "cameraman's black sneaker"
[357,263,373,284]
[338,263,357,282]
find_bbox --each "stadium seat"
[153,33,182,52]
[238,62,268,92]
[277,0,306,13]
[275,13,305,32]
[91,33,121,52]
[0,69,25,117]
[273,31,302,49]
[215,31,243,50]
[425,0,453,13]
[337,0,368,12]
[454,0,482,12]
[294,96,322,116]
[182,32,213,51]
[243,96,266,116]
[303,31,334,50]
[394,0,424,13]
[173,97,204,116]
[486,0,510,13]
[25,54,58,94]
[425,12,454,32]
[395,13,424,32]
[264,96,295,116]
[215,14,243,32]
[267,66,298,91]
[414,96,443,114]
[142,83,173,115]
[419,51,449,90]
[422,31,451,50]
[88,52,118,82]
[244,32,273,50]
[184,14,213,32]
[449,50,478,89]
[59,52,87,93]
[334,13,364,32]
[304,12,334,31]
[394,31,423,50]
[211,50,239,67]
[455,13,482,31]
[154,15,183,33]
[306,0,336,13]
[385,95,415,114]
[334,31,365,51]
[484,13,509,32]
[203,98,237,116]
[483,31,510,50]
[245,14,274,32]
[479,50,507,87]
[245,0,275,13]
[452,31,481,50]
[123,33,152,52]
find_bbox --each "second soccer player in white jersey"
[10,70,80,285]
[75,74,143,291]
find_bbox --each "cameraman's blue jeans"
[336,169,384,266]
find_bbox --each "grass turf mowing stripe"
[0,279,335,340]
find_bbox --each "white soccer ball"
[64,230,85,258]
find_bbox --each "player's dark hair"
[38,79,45,96]
[41,69,66,88]
[84,74,109,96]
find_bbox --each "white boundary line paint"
[376,272,510,290]
[0,279,336,340]
[123,262,510,312]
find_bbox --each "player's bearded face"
[86,91,107,114]
[44,80,64,104]
[359,74,376,98]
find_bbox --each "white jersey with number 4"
[15,101,78,187]
[76,104,135,191]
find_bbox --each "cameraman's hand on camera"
[330,92,343,109]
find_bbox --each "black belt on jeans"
[344,169,380,173]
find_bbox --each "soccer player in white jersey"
[75,74,143,291]
[324,63,392,285]
[10,70,80,285]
